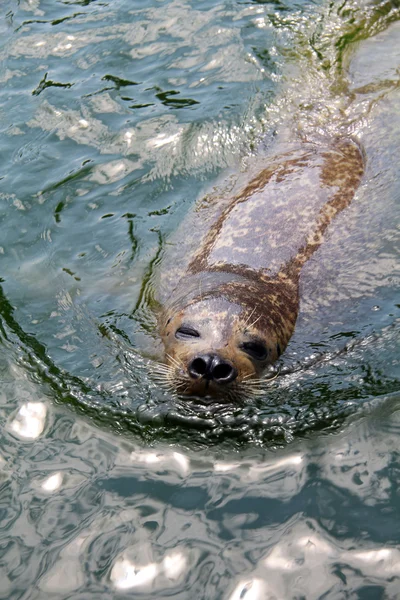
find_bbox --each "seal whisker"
[264,366,281,381]
[241,381,264,389]
[153,362,173,371]
[165,353,184,370]
[174,377,189,388]
[243,377,267,384]
[242,307,256,330]
[242,372,256,381]
[154,379,175,390]
[153,367,175,378]
[246,314,262,330]
[151,367,176,381]
[152,368,174,379]
[239,381,265,394]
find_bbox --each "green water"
[1,0,399,597]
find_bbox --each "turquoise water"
[1,0,399,597]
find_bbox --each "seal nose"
[188,353,238,385]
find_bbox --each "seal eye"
[175,326,200,340]
[240,340,268,361]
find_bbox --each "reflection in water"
[40,472,63,493]
[38,533,88,594]
[9,402,47,439]
[226,520,400,598]
[111,557,158,590]
[130,449,190,477]
[2,407,400,597]
[110,548,187,591]
[228,579,266,600]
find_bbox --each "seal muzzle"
[188,353,238,385]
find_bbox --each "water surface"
[0,0,399,597]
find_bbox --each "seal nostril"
[188,354,237,384]
[188,357,207,378]
[212,363,234,381]
[212,360,237,384]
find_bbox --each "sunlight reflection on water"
[9,402,47,439]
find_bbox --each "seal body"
[156,138,364,398]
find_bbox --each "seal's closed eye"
[175,325,200,339]
[240,340,268,361]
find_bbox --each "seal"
[155,138,364,399]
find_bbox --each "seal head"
[160,271,299,399]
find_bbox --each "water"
[0,0,399,597]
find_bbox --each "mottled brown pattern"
[157,138,364,397]
[286,139,365,277]
[187,150,315,276]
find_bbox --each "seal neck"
[165,270,251,312]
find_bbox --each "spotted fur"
[157,138,364,397]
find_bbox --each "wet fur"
[156,138,364,397]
